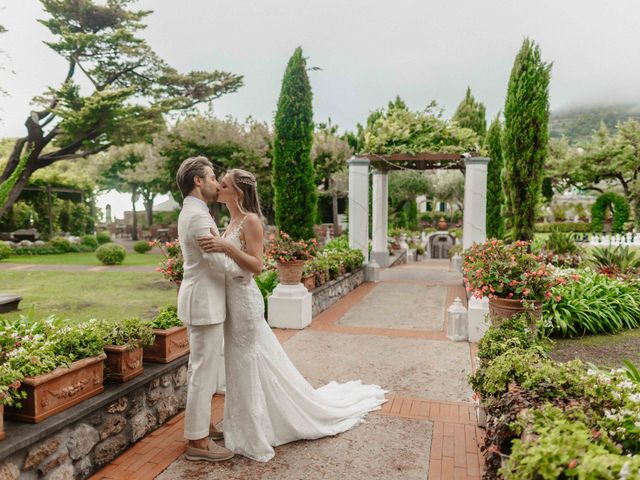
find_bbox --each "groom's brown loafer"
[209,424,224,440]
[185,439,234,462]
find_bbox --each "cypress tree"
[452,87,487,138]
[272,47,317,239]
[485,115,504,238]
[502,39,552,241]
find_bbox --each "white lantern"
[447,297,468,341]
[450,253,463,272]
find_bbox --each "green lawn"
[0,270,176,325]
[550,328,640,368]
[5,252,163,266]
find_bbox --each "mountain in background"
[549,101,640,144]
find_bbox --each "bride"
[198,168,387,462]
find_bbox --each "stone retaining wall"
[0,358,188,480]
[311,268,365,317]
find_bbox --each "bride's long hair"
[227,169,263,219]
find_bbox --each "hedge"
[534,222,591,233]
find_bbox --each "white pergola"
[347,153,490,270]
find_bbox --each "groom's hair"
[176,156,214,197]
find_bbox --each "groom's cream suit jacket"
[177,196,244,326]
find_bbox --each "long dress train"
[222,220,387,462]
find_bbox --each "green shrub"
[11,246,67,255]
[134,240,152,254]
[255,270,279,314]
[96,231,112,244]
[49,236,72,252]
[81,235,98,250]
[476,313,548,363]
[151,305,183,330]
[324,235,350,252]
[0,241,11,261]
[96,317,155,349]
[96,243,126,265]
[544,271,640,337]
[591,192,630,233]
[544,228,580,255]
[534,222,591,233]
[447,243,463,258]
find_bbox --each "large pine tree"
[272,47,317,240]
[485,115,504,238]
[502,39,552,241]
[452,87,487,139]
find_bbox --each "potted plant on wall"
[0,364,25,440]
[266,231,317,285]
[302,261,316,291]
[144,305,189,363]
[463,239,563,324]
[1,316,106,423]
[98,317,155,383]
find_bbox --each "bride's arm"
[199,214,264,275]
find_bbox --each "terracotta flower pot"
[104,345,144,383]
[276,260,305,285]
[5,354,106,423]
[143,326,189,364]
[438,217,448,231]
[488,297,543,322]
[302,274,316,291]
[0,404,4,441]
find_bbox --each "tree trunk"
[331,178,340,236]
[141,191,155,227]
[131,190,139,241]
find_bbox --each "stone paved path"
[90,259,484,480]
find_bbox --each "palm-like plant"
[589,245,640,276]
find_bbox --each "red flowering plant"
[265,231,318,264]
[152,240,184,283]
[463,239,563,301]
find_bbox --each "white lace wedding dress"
[221,219,387,462]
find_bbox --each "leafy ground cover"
[0,271,174,325]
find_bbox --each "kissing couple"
[175,156,387,462]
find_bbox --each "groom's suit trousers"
[184,322,224,440]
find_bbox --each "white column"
[371,169,390,268]
[463,157,489,250]
[348,156,370,260]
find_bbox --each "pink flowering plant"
[153,240,184,283]
[463,239,563,301]
[265,231,318,263]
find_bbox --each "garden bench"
[0,294,22,313]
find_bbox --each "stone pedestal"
[267,283,312,330]
[371,169,390,267]
[463,157,489,249]
[348,157,370,262]
[365,260,380,283]
[468,296,490,342]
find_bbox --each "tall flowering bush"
[463,239,563,300]
[154,240,184,283]
[265,231,318,263]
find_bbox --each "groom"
[175,156,245,462]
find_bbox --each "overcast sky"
[1,0,640,140]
